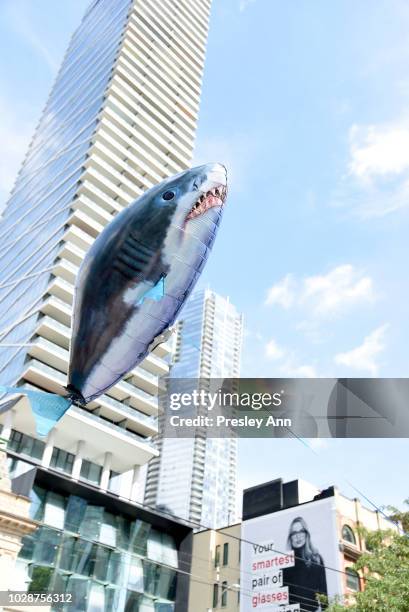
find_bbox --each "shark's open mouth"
[186,185,228,222]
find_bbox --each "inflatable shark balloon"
[0,163,228,435]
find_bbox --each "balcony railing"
[69,405,152,446]
[96,392,157,427]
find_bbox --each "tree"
[386,498,409,533]
[28,565,54,593]
[323,504,409,611]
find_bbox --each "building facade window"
[43,492,66,529]
[8,429,45,461]
[213,583,219,608]
[215,544,220,567]
[108,470,120,495]
[221,581,228,607]
[50,447,74,475]
[80,459,102,485]
[222,542,228,566]
[346,567,361,591]
[18,485,180,608]
[342,525,356,545]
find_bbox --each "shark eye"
[162,191,175,201]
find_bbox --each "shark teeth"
[186,185,227,222]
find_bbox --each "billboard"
[240,497,343,612]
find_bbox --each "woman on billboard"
[283,516,328,611]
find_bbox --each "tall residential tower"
[0,0,212,608]
[145,289,243,529]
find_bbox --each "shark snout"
[196,162,227,195]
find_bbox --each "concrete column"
[100,452,112,491]
[71,440,85,481]
[1,410,14,441]
[130,465,142,502]
[41,429,55,468]
[118,470,131,500]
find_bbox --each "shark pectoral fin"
[137,276,165,307]
[0,385,71,438]
[26,392,71,438]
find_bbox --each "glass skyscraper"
[145,289,243,529]
[0,0,212,608]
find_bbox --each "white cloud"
[265,274,295,308]
[334,324,389,375]
[302,264,375,317]
[333,175,409,220]
[281,362,317,378]
[265,338,285,360]
[334,117,409,217]
[349,122,409,181]
[267,350,318,377]
[239,0,256,11]
[263,336,317,377]
[265,265,375,318]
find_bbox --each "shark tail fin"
[0,385,71,438]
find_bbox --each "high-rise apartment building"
[145,289,243,529]
[0,0,212,607]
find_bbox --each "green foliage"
[325,518,409,612]
[28,565,53,593]
[385,498,409,534]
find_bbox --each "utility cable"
[283,425,406,537]
[113,480,367,584]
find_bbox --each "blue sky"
[0,0,408,511]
